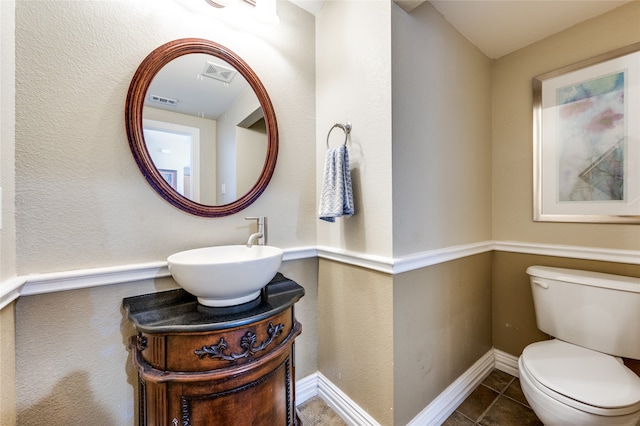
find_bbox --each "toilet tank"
[526,266,640,360]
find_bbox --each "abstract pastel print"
[556,71,625,202]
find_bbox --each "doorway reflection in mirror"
[143,119,202,203]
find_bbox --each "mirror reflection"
[143,53,266,206]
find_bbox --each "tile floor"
[297,396,348,426]
[296,369,542,426]
[442,369,542,426]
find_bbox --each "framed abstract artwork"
[533,42,640,223]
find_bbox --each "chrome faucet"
[245,216,266,247]
[246,232,263,248]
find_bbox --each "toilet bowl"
[521,266,640,426]
[519,340,640,426]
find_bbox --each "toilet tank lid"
[526,266,640,293]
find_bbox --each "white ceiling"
[288,0,633,59]
[152,0,633,118]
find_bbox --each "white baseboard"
[296,372,381,425]
[317,372,382,426]
[407,349,494,426]
[296,372,319,404]
[494,348,520,378]
[297,348,521,426]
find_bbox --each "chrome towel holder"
[326,122,352,148]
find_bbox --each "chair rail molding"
[0,276,26,310]
[494,240,640,265]
[1,241,637,306]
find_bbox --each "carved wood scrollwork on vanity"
[194,322,285,362]
[136,333,148,351]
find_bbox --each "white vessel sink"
[167,245,283,307]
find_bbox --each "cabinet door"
[169,351,294,426]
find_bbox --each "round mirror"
[125,38,278,217]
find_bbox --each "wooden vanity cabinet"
[124,275,304,426]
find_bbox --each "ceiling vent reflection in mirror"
[149,94,178,106]
[204,0,257,8]
[204,0,233,7]
[202,62,237,83]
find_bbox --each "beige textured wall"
[317,3,495,425]
[393,254,493,425]
[1,0,17,280]
[279,258,319,379]
[0,303,16,426]
[493,251,640,357]
[15,280,170,424]
[317,254,493,426]
[315,5,396,421]
[315,0,394,257]
[388,4,494,422]
[1,1,17,423]
[318,259,394,425]
[492,1,640,250]
[491,0,640,362]
[13,1,317,424]
[391,2,492,255]
[15,0,316,275]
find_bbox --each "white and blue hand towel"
[319,145,354,222]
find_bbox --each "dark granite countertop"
[123,273,305,334]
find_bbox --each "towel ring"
[326,122,352,148]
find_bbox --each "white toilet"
[519,266,640,426]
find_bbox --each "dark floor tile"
[624,358,640,377]
[503,378,529,407]
[479,395,542,426]
[482,370,514,392]
[442,411,476,426]
[456,384,498,422]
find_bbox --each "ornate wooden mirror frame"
[125,38,278,217]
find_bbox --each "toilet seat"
[521,340,640,417]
